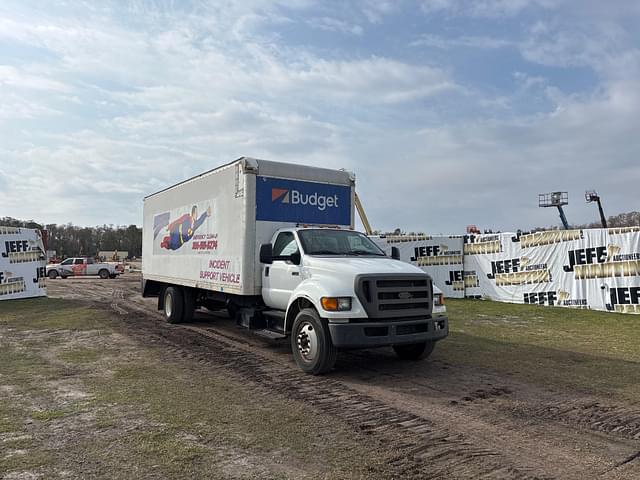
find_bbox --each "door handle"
[291,272,300,276]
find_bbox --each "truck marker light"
[321,297,352,311]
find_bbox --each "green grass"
[439,299,640,400]
[58,347,101,364]
[0,297,114,331]
[30,410,68,422]
[0,298,390,479]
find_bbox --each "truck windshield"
[297,230,386,256]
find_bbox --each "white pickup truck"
[47,257,122,279]
[142,158,448,374]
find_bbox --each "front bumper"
[328,316,448,349]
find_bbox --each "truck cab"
[258,227,448,374]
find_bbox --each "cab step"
[253,329,287,340]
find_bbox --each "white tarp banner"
[371,235,466,298]
[373,227,640,313]
[0,226,47,300]
[463,227,640,314]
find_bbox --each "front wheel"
[99,269,109,279]
[163,286,184,324]
[291,308,337,375]
[393,341,435,360]
[48,270,58,280]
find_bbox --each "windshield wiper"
[310,250,342,255]
[346,250,386,256]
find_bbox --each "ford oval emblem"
[398,291,412,299]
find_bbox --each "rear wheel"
[227,303,238,320]
[393,341,435,360]
[183,288,195,322]
[164,286,184,324]
[48,270,58,280]
[99,269,109,279]
[291,308,337,375]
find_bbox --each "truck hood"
[303,255,426,277]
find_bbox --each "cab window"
[86,258,94,264]
[273,232,299,258]
[74,258,84,265]
[60,259,73,266]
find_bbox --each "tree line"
[0,217,141,259]
[2,211,637,258]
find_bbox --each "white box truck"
[142,158,448,374]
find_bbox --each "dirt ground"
[3,273,640,479]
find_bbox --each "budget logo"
[271,187,338,211]
[271,188,290,204]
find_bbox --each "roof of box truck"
[144,157,354,199]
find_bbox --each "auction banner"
[0,226,47,300]
[371,235,466,298]
[463,227,640,314]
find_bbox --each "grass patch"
[0,297,114,331]
[439,299,640,400]
[30,410,68,422]
[0,449,52,473]
[58,347,101,364]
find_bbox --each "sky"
[1,0,639,233]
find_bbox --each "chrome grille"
[355,274,433,319]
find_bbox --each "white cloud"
[419,0,547,17]
[410,34,513,49]
[307,16,364,35]
[0,0,638,234]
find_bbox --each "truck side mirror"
[391,246,400,260]
[259,244,273,264]
[290,250,301,265]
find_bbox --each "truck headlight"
[321,297,352,311]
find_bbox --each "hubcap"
[296,321,318,363]
[165,292,173,317]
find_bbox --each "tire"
[109,274,117,279]
[183,288,195,323]
[291,308,337,375]
[393,341,435,360]
[48,270,58,280]
[163,286,184,324]
[61,274,68,279]
[99,269,109,279]
[227,303,238,320]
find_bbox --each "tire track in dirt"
[47,277,640,479]
[78,282,542,479]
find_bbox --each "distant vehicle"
[142,157,448,374]
[46,257,121,279]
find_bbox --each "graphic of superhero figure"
[160,205,212,251]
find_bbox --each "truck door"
[262,232,303,311]
[85,257,98,275]
[71,258,87,276]
[58,258,74,276]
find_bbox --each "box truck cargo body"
[142,158,448,374]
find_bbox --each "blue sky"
[1,0,639,233]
